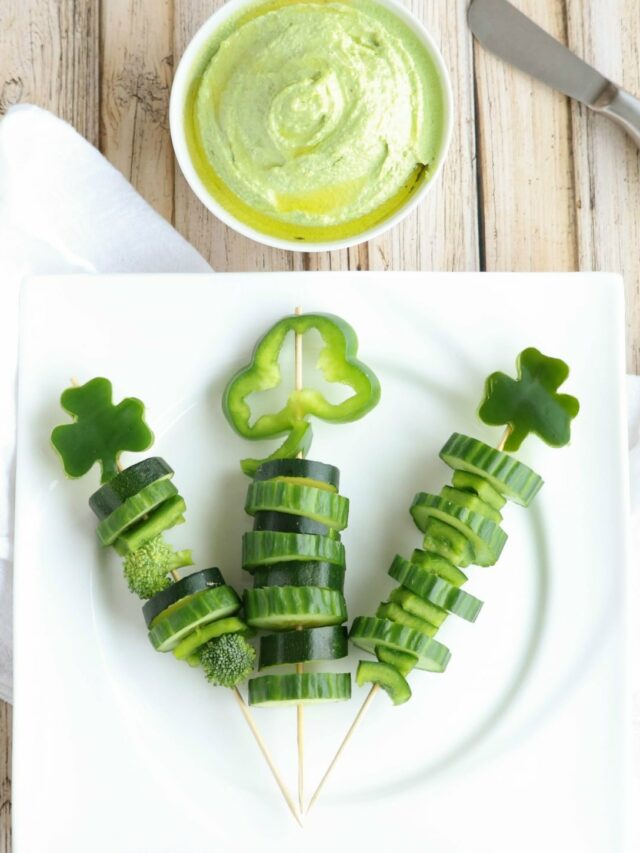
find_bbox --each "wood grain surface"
[1,0,639,848]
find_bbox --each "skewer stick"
[307,424,517,813]
[293,306,305,812]
[70,375,302,825]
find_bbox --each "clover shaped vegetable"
[223,312,381,438]
[478,348,580,452]
[51,377,154,483]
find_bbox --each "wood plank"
[367,0,480,272]
[100,0,174,220]
[473,0,578,272]
[173,0,295,271]
[566,0,640,373]
[0,701,11,853]
[0,0,100,144]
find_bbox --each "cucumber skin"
[389,556,484,623]
[375,645,418,677]
[440,486,502,524]
[252,510,337,539]
[259,626,348,668]
[421,517,474,568]
[142,567,226,627]
[254,458,340,490]
[350,616,451,673]
[242,531,346,570]
[244,586,347,630]
[96,479,178,546]
[89,457,173,520]
[252,561,345,592]
[389,587,448,628]
[451,470,506,511]
[148,585,241,652]
[356,661,411,705]
[440,433,543,507]
[410,493,507,567]
[172,616,249,660]
[248,672,351,706]
[411,548,468,587]
[113,495,186,555]
[377,602,439,638]
[245,480,349,530]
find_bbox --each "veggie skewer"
[51,378,302,826]
[307,348,579,813]
[223,311,381,811]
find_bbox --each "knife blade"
[468,0,640,147]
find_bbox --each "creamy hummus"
[185,0,445,241]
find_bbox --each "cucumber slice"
[440,486,502,523]
[377,602,439,638]
[350,616,451,673]
[356,661,411,705]
[451,470,506,511]
[142,567,226,627]
[244,586,347,629]
[389,587,448,627]
[242,531,345,570]
[245,481,349,530]
[389,556,483,622]
[113,495,186,555]
[173,616,250,660]
[411,548,468,587]
[422,518,474,568]
[252,561,345,591]
[440,433,543,507]
[248,673,351,706]
[148,585,241,652]
[375,645,418,677]
[253,510,339,540]
[259,626,348,668]
[254,458,340,490]
[411,493,507,566]
[89,457,174,520]
[96,479,178,546]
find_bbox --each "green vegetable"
[173,616,250,660]
[388,556,483,622]
[375,645,418,677]
[254,458,339,490]
[200,633,256,688]
[95,479,178,546]
[451,470,506,511]
[113,495,186,555]
[248,673,351,706]
[356,661,411,705]
[253,510,339,539]
[122,536,193,599]
[148,585,241,652]
[440,433,544,506]
[51,377,153,483]
[244,586,347,629]
[242,531,345,570]
[440,486,502,523]
[350,616,451,673]
[252,561,345,591]
[143,567,226,627]
[241,421,313,478]
[223,313,380,439]
[245,481,349,530]
[89,457,174,520]
[410,493,507,566]
[377,602,439,638]
[411,548,468,587]
[478,347,580,451]
[421,518,474,568]
[389,587,448,628]
[259,626,348,668]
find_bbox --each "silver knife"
[468,0,640,148]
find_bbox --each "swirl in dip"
[185,0,446,242]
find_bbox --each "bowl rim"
[169,0,455,253]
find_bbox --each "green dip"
[185,0,446,242]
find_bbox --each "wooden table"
[1,0,639,847]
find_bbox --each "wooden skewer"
[306,424,516,813]
[293,306,306,813]
[70,376,302,825]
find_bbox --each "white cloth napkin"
[0,105,212,703]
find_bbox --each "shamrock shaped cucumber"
[51,377,154,483]
[478,348,580,452]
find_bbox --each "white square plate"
[14,273,632,852]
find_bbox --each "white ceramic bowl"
[170,0,454,253]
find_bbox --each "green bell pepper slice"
[222,313,381,440]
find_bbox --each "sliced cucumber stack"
[248,673,351,706]
[259,626,348,668]
[411,548,467,587]
[375,645,418,677]
[253,510,339,540]
[451,470,506,511]
[242,531,345,570]
[350,616,451,673]
[410,493,507,567]
[142,567,226,627]
[252,561,345,591]
[96,479,178,546]
[148,585,241,652]
[377,602,439,638]
[173,616,250,661]
[89,457,174,520]
[254,458,340,491]
[244,586,347,630]
[440,433,543,507]
[246,481,349,529]
[440,486,502,524]
[422,517,474,568]
[389,556,483,622]
[113,495,187,555]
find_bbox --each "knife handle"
[594,82,640,149]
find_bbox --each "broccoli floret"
[122,536,193,599]
[199,633,256,688]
